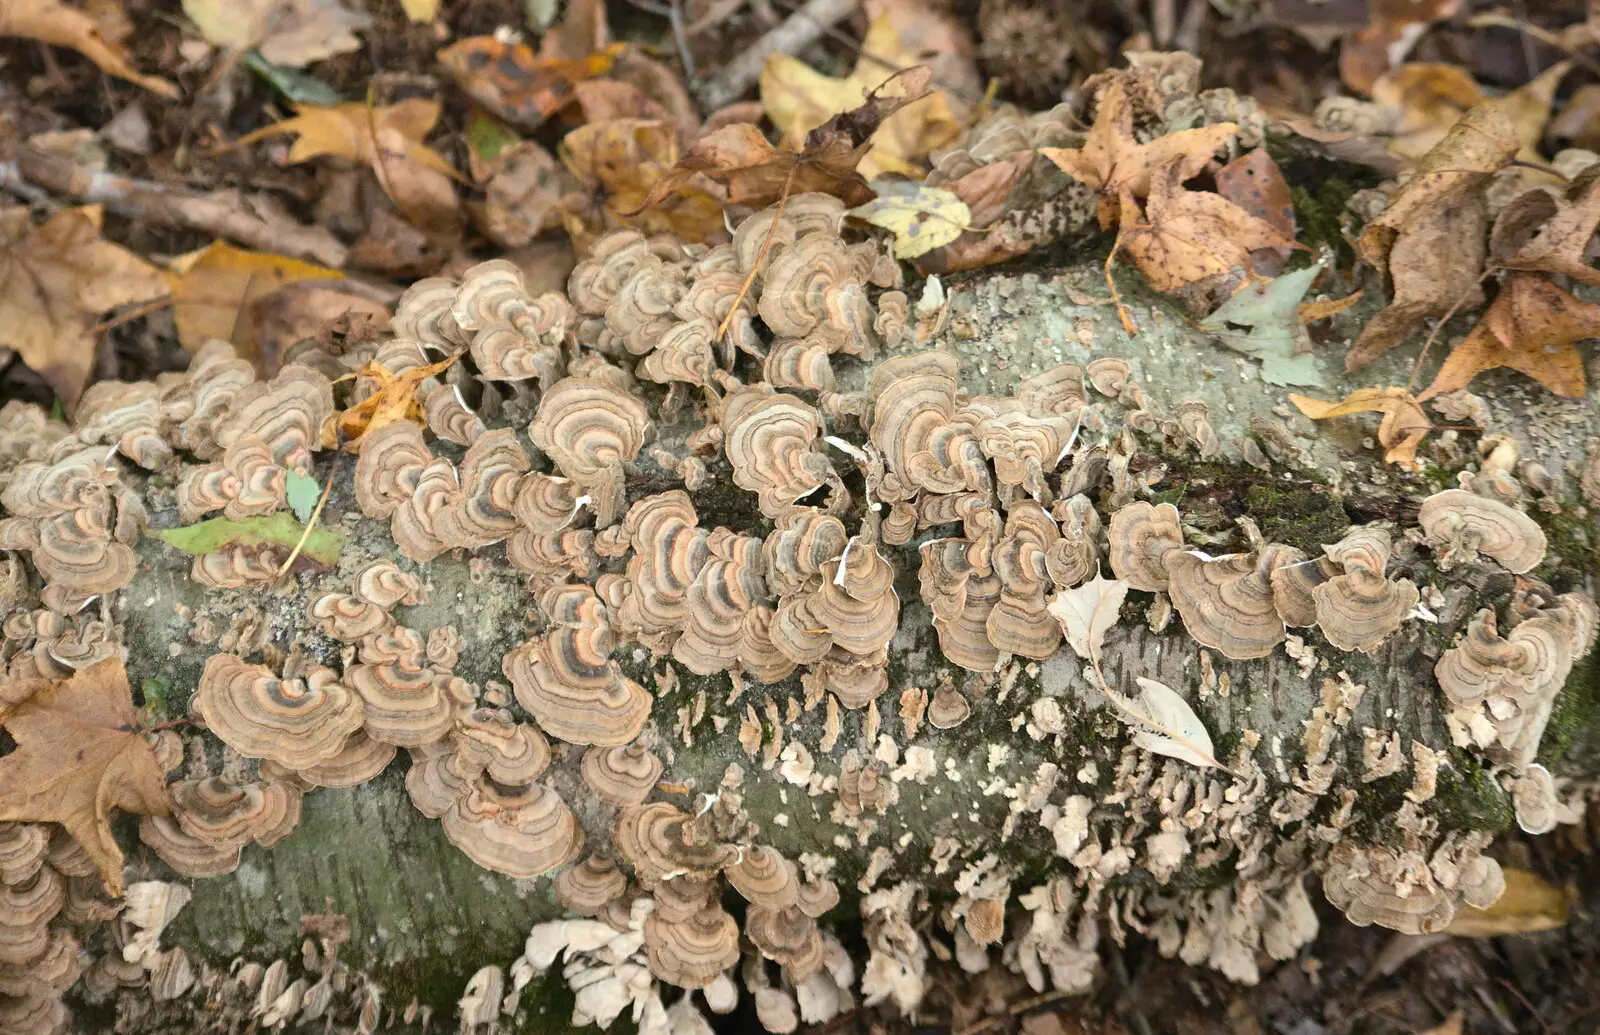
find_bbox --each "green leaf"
[150,513,346,568]
[1197,259,1327,388]
[243,52,344,106]
[851,182,970,259]
[285,470,320,524]
[466,109,522,164]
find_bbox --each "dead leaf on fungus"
[1119,163,1299,295]
[0,657,173,896]
[558,117,725,247]
[0,0,178,98]
[1347,102,1518,370]
[760,15,964,178]
[1040,79,1239,229]
[1289,386,1432,465]
[182,0,370,68]
[0,205,170,406]
[1419,273,1599,401]
[321,355,460,452]
[171,241,344,362]
[229,99,460,230]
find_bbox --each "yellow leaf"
[0,0,178,98]
[759,15,964,179]
[0,205,170,406]
[849,184,971,259]
[170,241,342,362]
[181,0,369,67]
[230,100,460,229]
[398,0,438,21]
[321,355,460,452]
[1444,867,1571,937]
[1288,386,1431,466]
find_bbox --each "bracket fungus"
[529,378,652,527]
[1107,501,1182,592]
[192,655,364,771]
[1417,488,1547,573]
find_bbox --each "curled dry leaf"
[1047,574,1129,662]
[1338,0,1462,94]
[1419,273,1598,402]
[1443,866,1570,937]
[0,657,173,896]
[229,99,460,231]
[559,118,725,246]
[1107,677,1222,770]
[182,0,370,68]
[169,241,345,363]
[0,205,170,406]
[0,0,178,98]
[1288,387,1431,466]
[1496,172,1600,287]
[760,17,964,179]
[320,354,461,452]
[1119,164,1299,295]
[437,35,623,130]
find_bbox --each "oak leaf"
[0,205,170,406]
[760,15,964,179]
[1418,273,1597,401]
[170,241,345,363]
[0,657,172,896]
[1118,164,1298,295]
[1288,386,1432,465]
[1197,261,1328,387]
[182,0,369,68]
[0,0,178,98]
[1040,79,1238,229]
[230,99,459,230]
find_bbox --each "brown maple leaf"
[0,205,171,406]
[0,657,172,896]
[1039,79,1239,229]
[1419,273,1597,401]
[1118,163,1299,295]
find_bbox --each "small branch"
[694,0,860,111]
[0,147,348,267]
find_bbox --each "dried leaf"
[633,119,879,214]
[1496,173,1600,286]
[1103,677,1221,770]
[169,241,344,361]
[1048,575,1130,661]
[1214,149,1296,276]
[0,0,178,98]
[559,118,725,246]
[0,657,173,896]
[1288,386,1432,465]
[1197,260,1327,387]
[1370,64,1487,161]
[1338,0,1462,94]
[229,99,459,230]
[398,0,438,21]
[1443,867,1570,937]
[0,205,171,405]
[151,512,347,567]
[437,35,624,130]
[1413,1011,1464,1035]
[1119,165,1298,294]
[760,15,964,178]
[849,183,971,259]
[1040,80,1239,229]
[182,0,370,68]
[321,356,459,451]
[1418,273,1597,401]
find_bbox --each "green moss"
[1154,459,1349,554]
[1289,178,1358,265]
[1431,752,1514,834]
[1538,645,1600,771]
[1530,502,1599,592]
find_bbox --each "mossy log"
[90,257,1600,1030]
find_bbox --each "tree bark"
[83,255,1600,1030]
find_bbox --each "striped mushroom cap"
[642,904,741,990]
[1107,501,1183,592]
[554,855,628,916]
[193,655,364,770]
[722,386,832,518]
[612,802,734,884]
[581,740,662,807]
[503,583,651,747]
[440,782,582,879]
[528,377,651,527]
[1163,547,1292,661]
[170,776,302,849]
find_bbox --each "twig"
[0,146,348,267]
[273,469,336,582]
[695,0,860,110]
[667,0,696,78]
[769,0,988,103]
